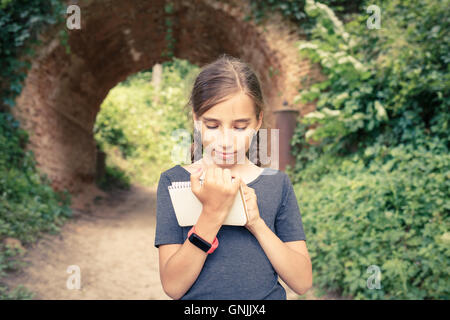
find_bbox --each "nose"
[217,128,235,152]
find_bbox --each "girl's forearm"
[161,239,208,299]
[248,219,313,295]
[160,213,222,299]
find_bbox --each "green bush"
[294,0,449,158]
[0,0,73,300]
[0,113,73,244]
[295,140,449,299]
[285,0,449,299]
[246,0,364,26]
[0,0,67,109]
[0,112,72,299]
[96,164,131,192]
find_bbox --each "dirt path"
[2,183,342,300]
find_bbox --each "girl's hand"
[190,167,242,225]
[241,183,262,230]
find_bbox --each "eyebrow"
[202,117,251,123]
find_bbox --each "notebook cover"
[168,181,249,227]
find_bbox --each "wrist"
[195,212,222,243]
[188,225,219,254]
[201,207,227,226]
[246,218,266,235]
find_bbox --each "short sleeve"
[275,174,307,242]
[154,172,184,248]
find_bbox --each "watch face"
[189,233,211,252]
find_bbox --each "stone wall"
[11,0,324,194]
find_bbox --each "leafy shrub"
[287,0,449,299]
[96,164,131,191]
[294,0,449,159]
[0,112,73,299]
[0,0,67,109]
[0,113,73,243]
[296,140,449,299]
[0,0,73,300]
[246,0,364,27]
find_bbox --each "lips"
[215,150,236,157]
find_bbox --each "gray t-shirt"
[154,164,307,300]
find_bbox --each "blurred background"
[0,0,448,300]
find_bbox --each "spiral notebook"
[168,177,249,227]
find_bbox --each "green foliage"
[96,164,131,192]
[0,283,34,299]
[0,113,73,299]
[0,0,74,299]
[0,0,67,109]
[294,0,449,157]
[94,58,199,186]
[162,1,175,59]
[246,0,363,28]
[247,0,307,25]
[286,0,450,299]
[296,140,449,299]
[0,113,73,242]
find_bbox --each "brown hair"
[185,54,266,166]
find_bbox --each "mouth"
[215,150,236,158]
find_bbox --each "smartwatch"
[188,226,219,254]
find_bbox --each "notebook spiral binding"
[168,181,195,190]
[168,178,237,190]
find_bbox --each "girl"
[154,54,312,300]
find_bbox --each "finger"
[190,167,203,194]
[205,167,214,184]
[245,192,255,200]
[232,171,241,190]
[215,167,223,185]
[223,168,232,186]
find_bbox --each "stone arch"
[11,0,323,194]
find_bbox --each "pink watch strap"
[188,226,219,254]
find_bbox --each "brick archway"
[11,0,322,193]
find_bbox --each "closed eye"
[206,125,247,131]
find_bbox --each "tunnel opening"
[92,59,201,191]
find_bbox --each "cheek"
[234,133,252,152]
[202,129,219,144]
[239,132,252,146]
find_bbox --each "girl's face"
[194,92,263,167]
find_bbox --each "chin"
[213,158,236,166]
[214,154,248,167]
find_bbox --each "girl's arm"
[158,167,242,299]
[242,183,312,296]
[158,211,222,300]
[247,219,313,295]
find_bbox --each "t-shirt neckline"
[176,164,267,186]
